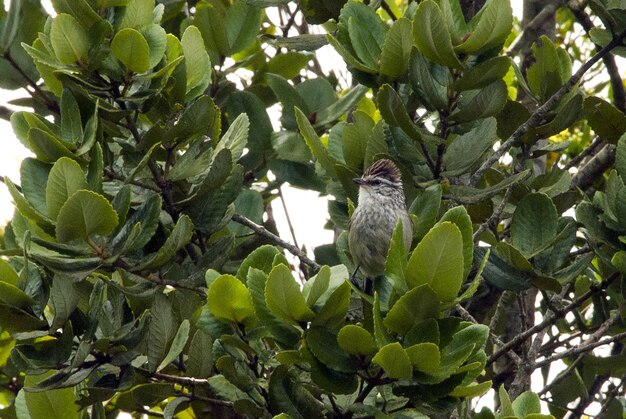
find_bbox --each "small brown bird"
[348,159,413,281]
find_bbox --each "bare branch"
[231,212,321,272]
[471,28,626,185]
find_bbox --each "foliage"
[0,0,624,418]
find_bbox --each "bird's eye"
[371,179,381,185]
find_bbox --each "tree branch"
[456,304,522,366]
[487,273,618,365]
[568,0,626,112]
[231,213,321,272]
[471,28,626,185]
[507,1,564,57]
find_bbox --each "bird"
[348,159,413,289]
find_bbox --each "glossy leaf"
[50,14,88,65]
[337,325,377,356]
[56,190,119,243]
[511,193,558,258]
[208,274,256,325]
[45,157,87,220]
[380,18,413,78]
[405,342,440,374]
[265,264,315,323]
[111,28,150,73]
[372,342,412,380]
[406,222,464,302]
[413,0,463,69]
[383,285,440,335]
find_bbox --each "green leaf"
[454,0,512,54]
[247,268,301,347]
[314,84,368,128]
[187,330,213,378]
[20,158,50,216]
[372,342,412,380]
[306,327,359,373]
[60,89,82,146]
[449,80,508,123]
[0,304,47,333]
[49,276,77,330]
[0,281,35,310]
[28,128,76,163]
[373,292,391,347]
[225,0,261,54]
[265,264,315,323]
[111,28,150,73]
[266,73,309,130]
[295,107,339,178]
[303,265,330,308]
[56,190,119,243]
[157,319,190,372]
[52,0,102,30]
[413,0,463,69]
[325,33,377,74]
[442,117,498,177]
[438,206,473,280]
[207,274,256,325]
[405,342,440,374]
[385,220,409,294]
[337,325,377,355]
[615,133,626,179]
[410,184,442,240]
[512,391,542,416]
[377,84,422,142]
[0,0,21,52]
[499,385,514,416]
[5,177,55,230]
[450,380,492,398]
[583,96,626,143]
[268,365,324,419]
[409,50,450,111]
[45,157,87,220]
[265,51,310,79]
[0,258,20,286]
[342,110,373,170]
[147,294,174,373]
[139,24,167,69]
[453,56,511,91]
[347,16,382,69]
[510,193,558,258]
[50,13,89,64]
[380,18,413,78]
[406,222,464,302]
[181,25,211,97]
[214,113,249,162]
[119,0,154,29]
[19,372,79,419]
[141,215,194,269]
[383,284,440,335]
[311,281,351,329]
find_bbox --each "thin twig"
[231,213,321,272]
[562,137,604,170]
[487,272,619,365]
[595,374,626,418]
[472,186,514,242]
[456,304,522,366]
[471,28,626,185]
[507,1,564,57]
[568,0,626,112]
[278,186,300,250]
[534,318,626,369]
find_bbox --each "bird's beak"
[353,178,364,185]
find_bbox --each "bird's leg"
[350,265,362,290]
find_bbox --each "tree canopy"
[0,0,625,418]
